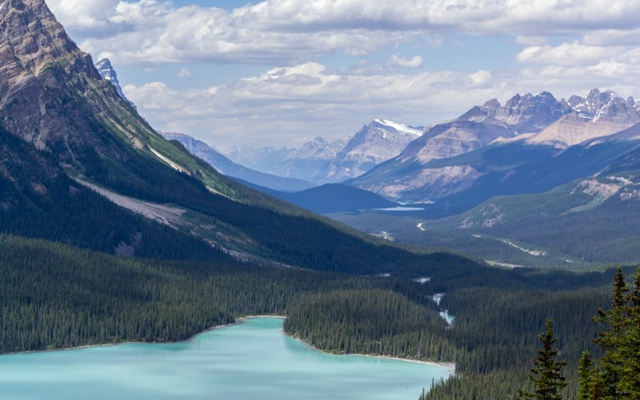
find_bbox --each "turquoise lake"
[0,317,453,400]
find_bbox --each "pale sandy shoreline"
[3,315,457,374]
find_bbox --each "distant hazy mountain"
[161,132,315,192]
[224,145,291,172]
[225,136,350,182]
[269,137,348,181]
[349,90,640,205]
[313,119,423,184]
[226,120,422,184]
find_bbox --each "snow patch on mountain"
[526,89,640,148]
[95,58,137,110]
[314,119,424,183]
[373,119,422,137]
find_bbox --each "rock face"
[313,119,422,184]
[95,58,137,109]
[0,0,150,165]
[480,91,569,134]
[526,89,640,148]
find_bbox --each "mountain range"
[327,92,640,268]
[347,89,640,206]
[224,119,423,184]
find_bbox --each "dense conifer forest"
[2,232,637,399]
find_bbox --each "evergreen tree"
[579,267,640,400]
[519,319,567,400]
[619,268,640,400]
[592,267,630,399]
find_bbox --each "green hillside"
[336,170,640,269]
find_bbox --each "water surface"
[0,318,453,400]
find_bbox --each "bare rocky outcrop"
[0,0,154,167]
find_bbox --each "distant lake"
[0,318,453,400]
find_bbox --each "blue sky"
[46,0,640,150]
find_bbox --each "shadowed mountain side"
[236,181,401,214]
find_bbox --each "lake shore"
[3,315,456,374]
[285,329,456,373]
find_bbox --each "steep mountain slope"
[313,119,422,184]
[161,132,314,192]
[0,0,478,277]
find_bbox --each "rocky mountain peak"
[0,0,156,169]
[95,58,137,109]
[565,89,640,124]
[0,0,97,80]
[0,0,104,149]
[479,91,567,133]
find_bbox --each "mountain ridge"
[348,89,640,204]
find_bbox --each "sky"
[45,0,640,150]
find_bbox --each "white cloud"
[469,70,492,86]
[177,68,194,79]
[44,0,640,149]
[46,0,120,33]
[120,56,640,148]
[46,0,640,67]
[123,63,516,148]
[388,54,423,68]
[516,42,625,65]
[515,36,547,46]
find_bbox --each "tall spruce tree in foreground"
[519,319,567,400]
[579,267,640,400]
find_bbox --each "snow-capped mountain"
[525,89,640,148]
[313,119,423,184]
[349,89,640,205]
[95,58,137,110]
[161,132,315,192]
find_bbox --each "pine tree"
[579,267,640,400]
[619,267,640,400]
[519,319,567,400]
[592,267,630,399]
